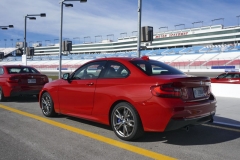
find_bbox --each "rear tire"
[0,87,6,102]
[40,92,56,117]
[111,102,144,141]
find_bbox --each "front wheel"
[111,102,144,141]
[40,92,56,117]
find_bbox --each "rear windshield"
[7,66,39,74]
[130,60,184,76]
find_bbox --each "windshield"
[130,60,184,76]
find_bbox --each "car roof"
[223,72,240,74]
[0,65,26,67]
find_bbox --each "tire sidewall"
[0,87,5,102]
[111,102,142,141]
[41,92,55,117]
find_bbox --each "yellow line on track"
[0,104,176,160]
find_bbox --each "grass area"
[47,75,59,81]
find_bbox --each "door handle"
[87,82,94,86]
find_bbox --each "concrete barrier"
[211,83,240,98]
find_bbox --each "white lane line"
[213,121,240,128]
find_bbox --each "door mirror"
[62,73,70,80]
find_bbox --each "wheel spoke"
[123,108,129,118]
[115,122,123,130]
[126,120,134,127]
[114,109,123,120]
[123,124,129,136]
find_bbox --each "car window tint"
[71,61,106,80]
[131,60,184,76]
[0,67,3,75]
[102,61,129,78]
[7,66,39,74]
[233,73,240,78]
[225,74,233,78]
[218,73,227,78]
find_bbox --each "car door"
[58,61,106,116]
[215,73,232,83]
[230,73,240,83]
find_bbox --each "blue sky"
[0,0,240,47]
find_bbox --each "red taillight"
[150,83,184,98]
[43,76,49,83]
[7,76,20,83]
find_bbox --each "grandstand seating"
[1,45,240,70]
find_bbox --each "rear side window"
[102,61,130,78]
[0,67,3,75]
[130,60,184,76]
[7,67,39,74]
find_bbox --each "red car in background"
[39,56,216,141]
[0,65,49,101]
[211,72,240,84]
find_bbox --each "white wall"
[211,83,240,98]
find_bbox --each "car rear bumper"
[10,90,40,97]
[164,112,215,131]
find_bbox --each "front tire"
[111,102,144,141]
[40,92,56,117]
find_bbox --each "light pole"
[211,18,224,26]
[175,24,185,30]
[137,0,142,57]
[37,41,42,45]
[95,35,102,43]
[0,25,14,30]
[192,21,203,28]
[237,15,240,26]
[73,37,80,44]
[29,41,33,47]
[59,0,87,79]
[54,39,59,44]
[10,39,13,47]
[159,26,168,32]
[107,34,114,41]
[132,31,137,36]
[24,13,46,65]
[84,36,91,43]
[45,40,50,46]
[120,32,127,38]
[4,39,7,48]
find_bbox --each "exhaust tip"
[182,126,190,132]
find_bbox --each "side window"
[21,67,30,73]
[225,74,233,78]
[233,73,240,78]
[29,67,39,73]
[71,61,106,80]
[102,61,129,78]
[0,67,3,75]
[218,73,226,79]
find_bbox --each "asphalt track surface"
[0,95,240,160]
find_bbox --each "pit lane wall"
[211,83,240,98]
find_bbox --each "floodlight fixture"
[59,0,87,79]
[24,13,46,65]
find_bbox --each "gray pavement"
[0,96,239,160]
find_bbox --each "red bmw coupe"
[39,56,216,141]
[0,65,49,101]
[211,72,240,84]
